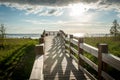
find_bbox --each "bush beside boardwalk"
[0,38,38,80]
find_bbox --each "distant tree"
[110,20,120,37]
[0,24,6,49]
[0,24,6,38]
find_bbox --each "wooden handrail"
[41,30,120,80]
[30,44,44,80]
[59,30,66,36]
[41,30,59,37]
[59,30,120,80]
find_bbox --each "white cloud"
[24,18,107,27]
[0,0,120,17]
[37,8,63,16]
[24,20,43,25]
[60,22,109,34]
[0,2,64,16]
[24,19,60,24]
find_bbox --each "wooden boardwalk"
[30,30,120,80]
[43,36,90,80]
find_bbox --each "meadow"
[0,38,38,80]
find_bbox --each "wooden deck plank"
[29,55,44,80]
[43,36,90,80]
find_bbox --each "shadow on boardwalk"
[43,36,87,80]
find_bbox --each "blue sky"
[0,0,120,34]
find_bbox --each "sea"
[70,33,112,37]
[5,33,112,39]
[6,34,41,39]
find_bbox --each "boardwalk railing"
[59,30,120,80]
[41,30,59,37]
[30,30,120,80]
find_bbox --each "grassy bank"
[0,38,38,80]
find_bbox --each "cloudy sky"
[0,0,120,34]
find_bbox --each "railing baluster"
[98,44,108,80]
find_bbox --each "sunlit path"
[43,36,89,80]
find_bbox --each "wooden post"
[65,34,67,52]
[98,44,108,80]
[59,31,62,39]
[41,34,44,38]
[40,33,45,44]
[57,32,60,36]
[49,32,50,36]
[78,38,84,70]
[69,35,73,57]
[35,44,44,55]
[43,30,45,37]
[45,33,48,36]
[39,37,44,44]
[53,32,55,35]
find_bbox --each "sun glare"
[69,3,88,17]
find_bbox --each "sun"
[69,3,88,17]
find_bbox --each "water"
[70,33,112,37]
[6,34,41,39]
[5,33,112,39]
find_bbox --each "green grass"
[11,44,36,80]
[0,38,38,80]
[84,37,120,57]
